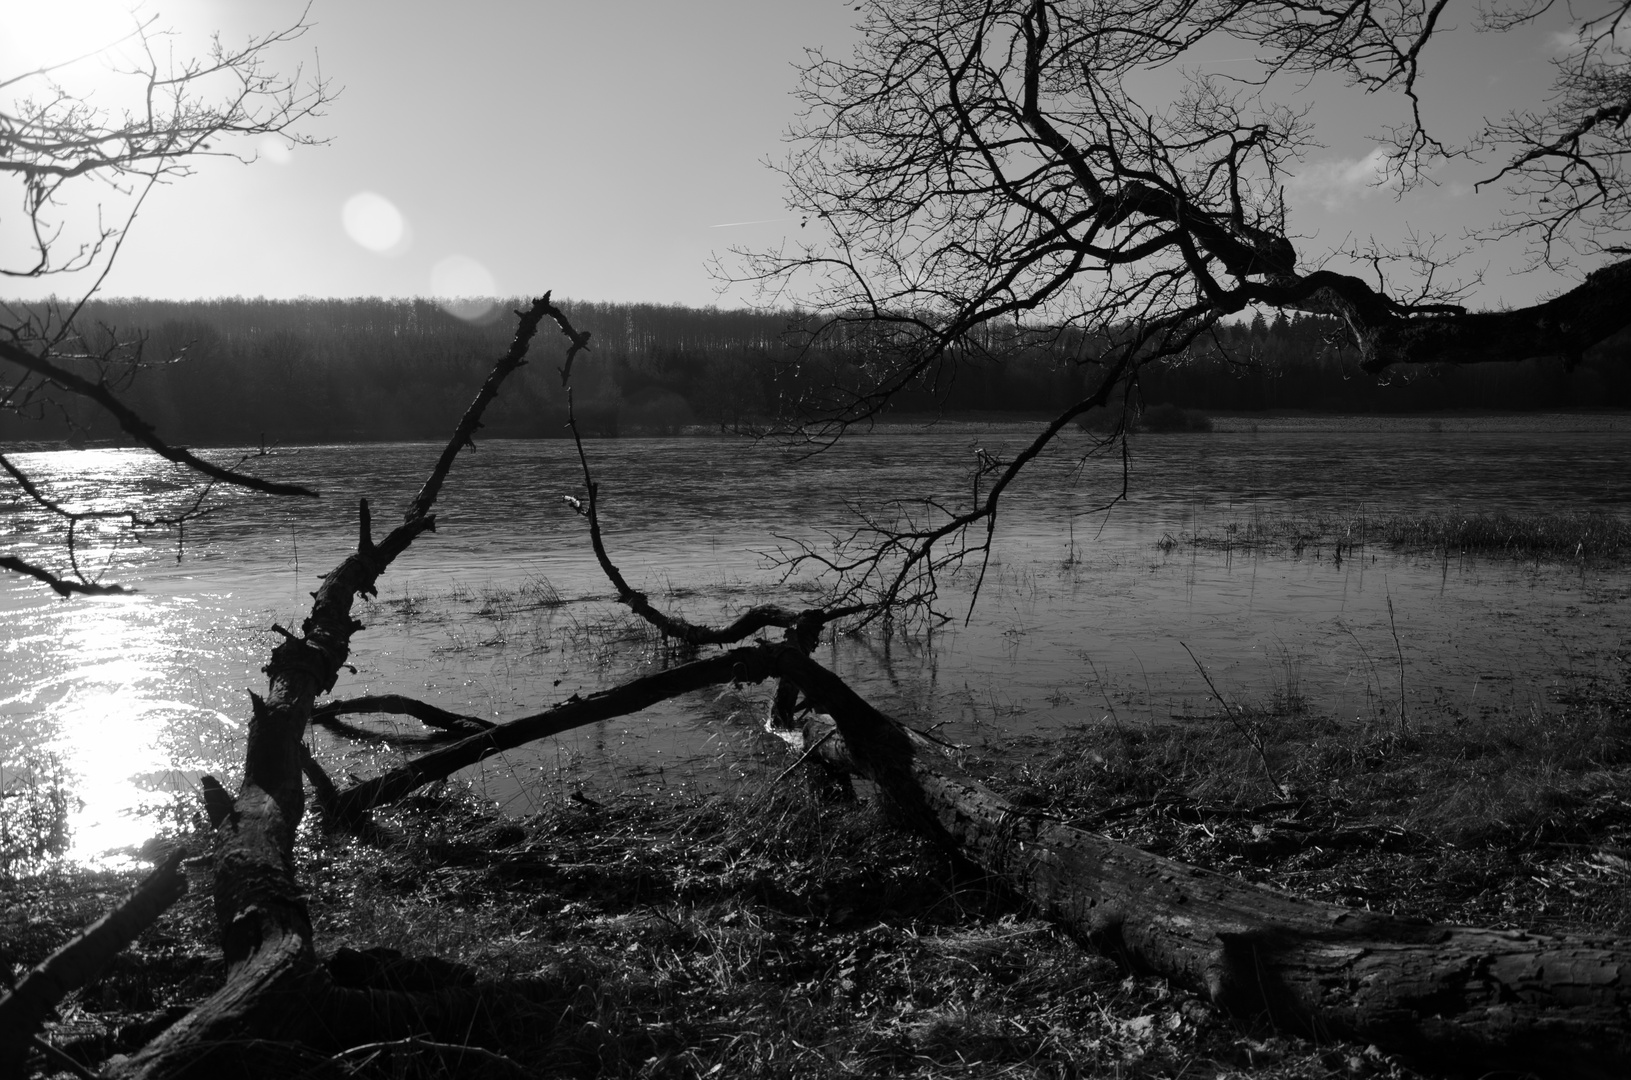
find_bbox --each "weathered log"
[0,849,188,1074]
[776,652,1631,1080]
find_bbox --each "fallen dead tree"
[314,636,1631,1078]
[16,298,1631,1080]
[292,587,1631,1079]
[311,395,1631,1079]
[769,652,1631,1080]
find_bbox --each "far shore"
[5,409,1630,454]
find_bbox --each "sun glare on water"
[2,587,245,870]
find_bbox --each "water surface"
[3,416,1628,865]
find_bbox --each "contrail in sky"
[708,217,793,228]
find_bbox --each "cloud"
[1284,147,1393,212]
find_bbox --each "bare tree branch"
[0,849,188,1072]
[0,554,128,597]
[311,694,496,738]
[563,391,863,644]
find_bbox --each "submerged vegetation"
[1163,508,1631,564]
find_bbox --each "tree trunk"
[775,652,1631,1080]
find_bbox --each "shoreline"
[5,409,1631,453]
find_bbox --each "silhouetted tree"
[727,0,1631,613]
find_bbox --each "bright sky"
[0,0,1591,310]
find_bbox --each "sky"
[0,0,1594,312]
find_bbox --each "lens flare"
[431,255,499,321]
[342,192,408,253]
[259,136,293,165]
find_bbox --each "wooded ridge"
[4,297,1627,448]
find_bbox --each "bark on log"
[775,652,1631,1080]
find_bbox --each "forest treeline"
[4,297,1628,446]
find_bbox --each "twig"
[772,727,839,786]
[1386,594,1408,736]
[30,1036,98,1080]
[332,1036,530,1076]
[563,389,858,646]
[0,554,128,597]
[1179,642,1287,798]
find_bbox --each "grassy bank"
[7,787,1412,1079]
[1164,508,1631,564]
[8,670,1631,1078]
[987,668,1631,935]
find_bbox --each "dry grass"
[288,784,1410,1079]
[11,777,1432,1079]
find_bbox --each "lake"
[3,414,1629,866]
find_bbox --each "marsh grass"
[994,674,1631,932]
[1172,508,1631,563]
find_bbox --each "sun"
[0,2,155,77]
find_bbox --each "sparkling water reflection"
[2,418,1628,866]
